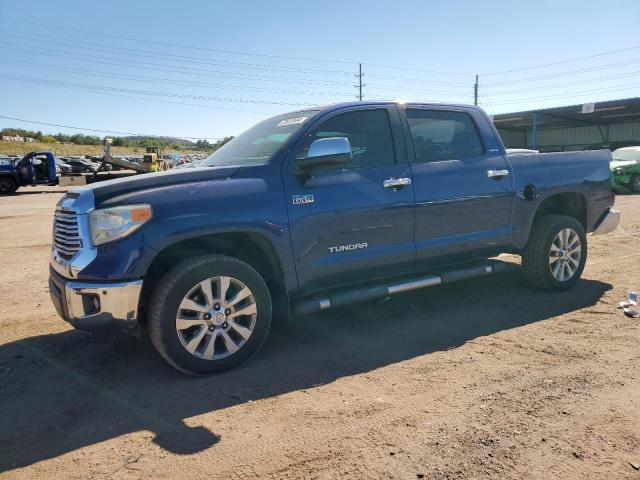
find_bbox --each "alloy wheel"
[548,228,582,282]
[175,276,257,360]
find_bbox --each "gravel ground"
[0,188,638,479]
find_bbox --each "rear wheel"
[148,254,272,375]
[522,215,587,291]
[0,177,17,194]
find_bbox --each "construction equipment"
[143,146,162,172]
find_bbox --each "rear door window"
[405,109,484,163]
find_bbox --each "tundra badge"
[292,194,314,205]
[328,242,368,253]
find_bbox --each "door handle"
[487,169,510,179]
[383,177,412,189]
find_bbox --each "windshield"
[612,148,640,162]
[200,110,318,168]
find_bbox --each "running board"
[293,260,512,315]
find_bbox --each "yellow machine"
[143,146,162,172]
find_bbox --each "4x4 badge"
[292,194,314,205]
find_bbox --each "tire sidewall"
[0,178,16,194]
[541,217,587,290]
[150,256,272,375]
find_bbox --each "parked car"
[174,159,204,169]
[49,101,619,375]
[62,157,99,174]
[55,158,72,174]
[610,146,640,193]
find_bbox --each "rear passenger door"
[402,107,514,267]
[283,106,415,294]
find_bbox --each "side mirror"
[297,137,352,170]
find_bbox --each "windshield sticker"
[277,116,308,127]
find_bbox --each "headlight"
[614,168,625,175]
[89,204,152,246]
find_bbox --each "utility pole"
[474,74,479,106]
[355,63,364,101]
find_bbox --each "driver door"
[283,106,416,294]
[32,153,54,184]
[16,153,35,185]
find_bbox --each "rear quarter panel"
[509,149,614,248]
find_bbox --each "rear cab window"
[405,109,484,163]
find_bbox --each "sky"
[1,0,639,141]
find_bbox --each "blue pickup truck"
[48,102,620,375]
[0,151,59,193]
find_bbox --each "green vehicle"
[611,146,640,193]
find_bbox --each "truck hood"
[83,166,241,206]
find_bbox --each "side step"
[293,260,512,315]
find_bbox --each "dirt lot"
[0,188,638,479]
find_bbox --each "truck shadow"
[0,271,611,471]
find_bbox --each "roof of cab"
[316,100,482,113]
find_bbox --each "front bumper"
[593,208,621,236]
[49,268,143,332]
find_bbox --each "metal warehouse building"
[493,97,640,152]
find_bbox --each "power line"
[0,73,318,107]
[0,58,353,97]
[0,17,358,65]
[365,82,470,95]
[0,41,356,87]
[0,27,355,76]
[483,70,640,96]
[0,75,277,115]
[366,72,469,86]
[363,62,468,76]
[488,82,640,106]
[482,45,640,76]
[0,114,225,140]
[483,58,640,86]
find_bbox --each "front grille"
[53,209,81,260]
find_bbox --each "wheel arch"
[140,231,291,325]
[533,191,587,229]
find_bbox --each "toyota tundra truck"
[48,102,620,375]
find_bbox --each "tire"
[148,254,272,375]
[522,215,587,291]
[0,177,17,195]
[630,174,640,193]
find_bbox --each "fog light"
[81,294,101,315]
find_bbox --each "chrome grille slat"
[53,209,81,260]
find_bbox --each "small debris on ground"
[618,292,638,318]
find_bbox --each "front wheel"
[148,254,272,375]
[522,215,587,291]
[630,174,640,193]
[0,177,17,195]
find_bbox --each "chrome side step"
[293,260,511,315]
